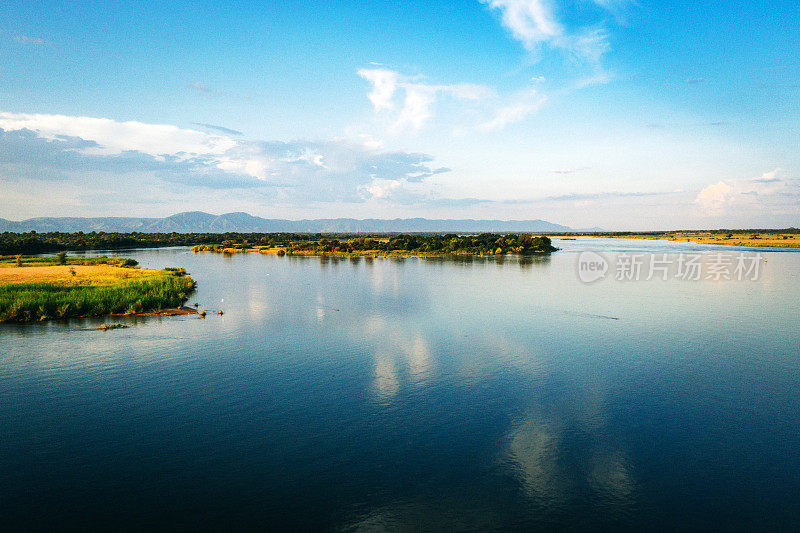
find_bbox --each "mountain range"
[0,211,579,233]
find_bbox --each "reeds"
[0,271,196,322]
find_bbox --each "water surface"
[2,239,799,530]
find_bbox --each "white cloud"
[358,68,494,131]
[361,179,404,200]
[0,111,449,202]
[481,0,562,50]
[694,169,800,216]
[357,68,399,111]
[396,84,438,130]
[480,0,613,67]
[0,112,237,159]
[355,133,384,149]
[358,0,620,136]
[360,67,550,133]
[694,181,733,214]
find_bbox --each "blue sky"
[1,0,798,229]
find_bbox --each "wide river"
[2,238,799,530]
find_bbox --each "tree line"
[195,233,557,255]
[1,231,557,256]
[1,231,342,255]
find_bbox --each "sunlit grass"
[0,255,137,268]
[601,231,800,248]
[0,270,196,322]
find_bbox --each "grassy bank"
[593,231,800,248]
[0,255,196,322]
[0,254,138,268]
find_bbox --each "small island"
[0,253,197,322]
[192,233,558,257]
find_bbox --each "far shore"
[576,231,800,249]
[192,234,558,257]
[193,246,543,258]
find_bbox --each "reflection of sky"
[506,408,636,516]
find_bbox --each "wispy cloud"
[14,35,51,45]
[551,167,588,174]
[479,89,546,131]
[185,81,223,96]
[480,0,562,50]
[358,67,551,133]
[544,191,674,202]
[193,122,244,136]
[358,68,494,131]
[479,0,614,67]
[358,1,625,135]
[647,120,726,129]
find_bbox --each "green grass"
[0,255,138,267]
[0,270,196,322]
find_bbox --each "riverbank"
[0,256,196,322]
[192,234,558,257]
[587,231,800,248]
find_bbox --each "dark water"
[2,239,799,531]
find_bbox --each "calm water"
[2,238,799,530]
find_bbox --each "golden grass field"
[0,264,161,286]
[0,261,196,322]
[599,232,800,248]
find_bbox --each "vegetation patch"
[0,254,196,322]
[193,233,558,256]
[0,231,561,256]
[590,230,800,248]
[0,255,138,268]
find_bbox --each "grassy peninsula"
[0,254,196,322]
[589,229,800,248]
[192,233,558,256]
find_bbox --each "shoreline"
[581,232,800,249]
[193,247,556,258]
[108,306,199,317]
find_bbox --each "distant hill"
[0,211,573,233]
